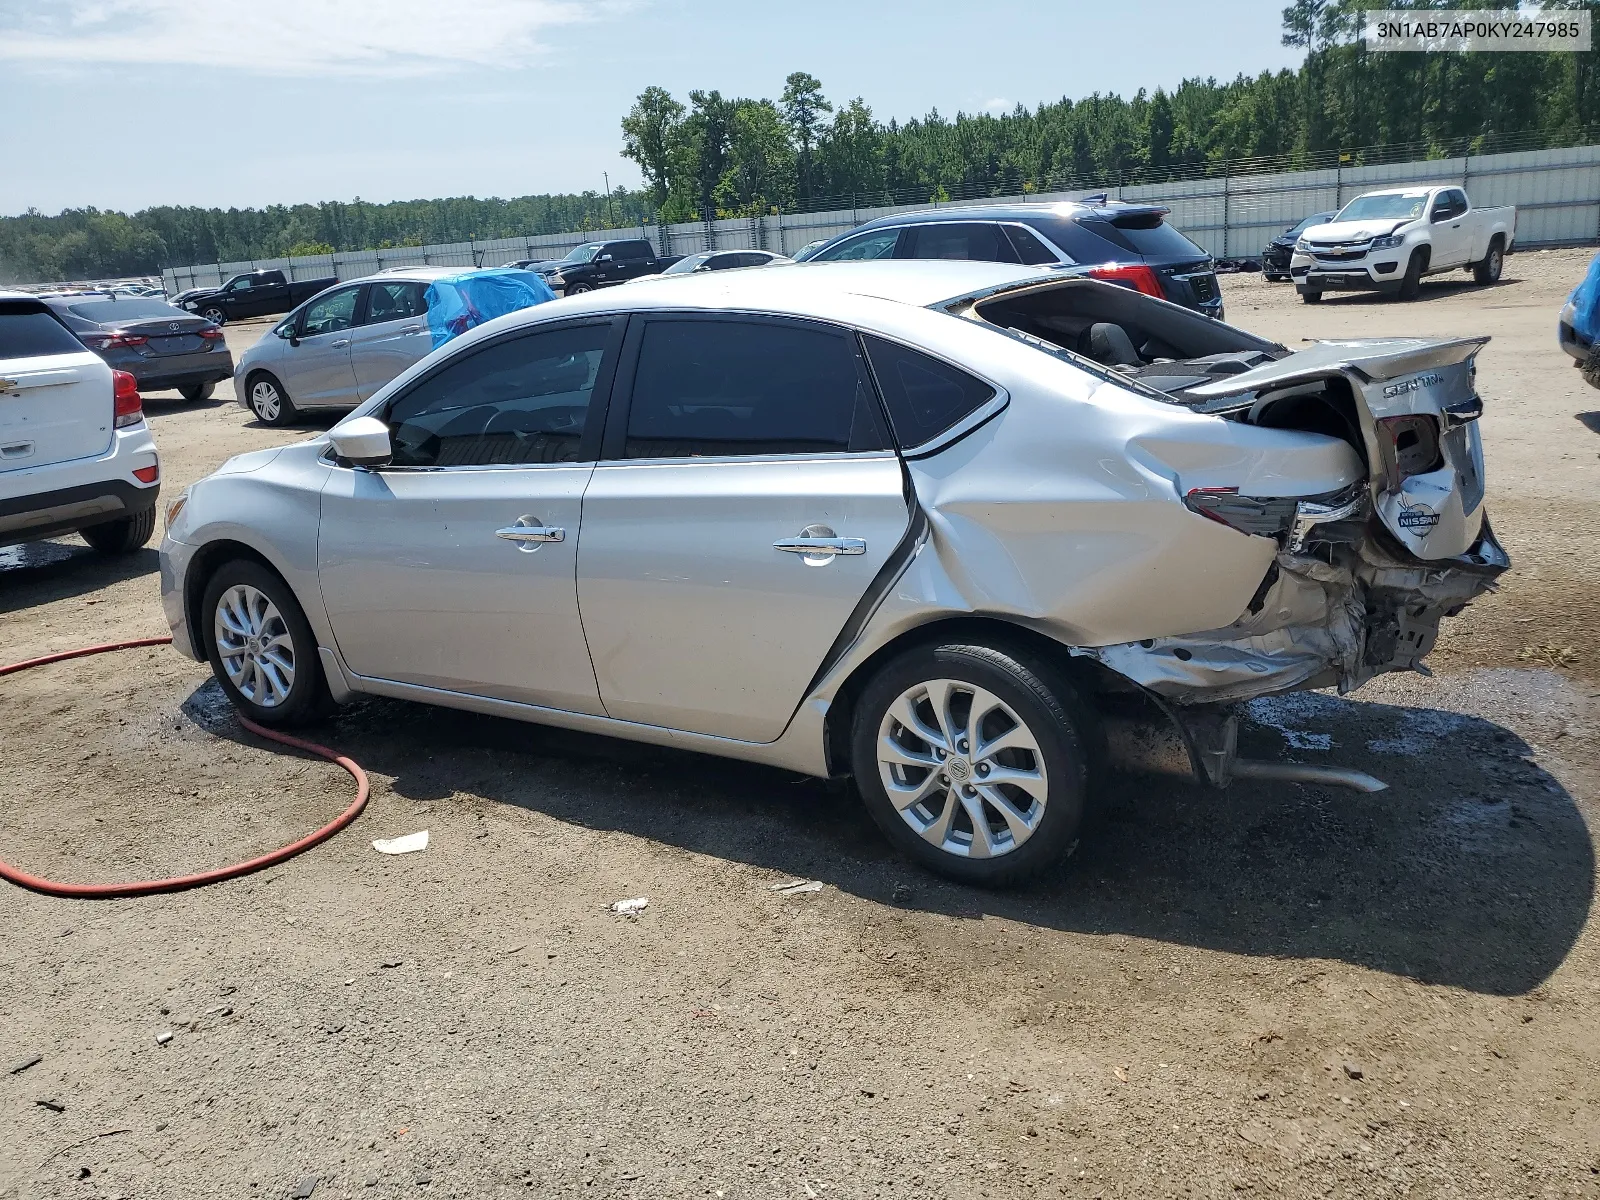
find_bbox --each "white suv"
[0,291,161,553]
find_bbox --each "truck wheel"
[81,506,157,554]
[1298,288,1323,304]
[201,306,227,325]
[247,372,298,426]
[566,283,593,295]
[1396,251,1426,301]
[1474,238,1504,285]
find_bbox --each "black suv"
[796,202,1222,318]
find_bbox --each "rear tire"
[200,306,226,326]
[1474,238,1504,285]
[201,559,327,727]
[81,506,157,554]
[850,641,1094,888]
[246,372,297,427]
[1299,287,1323,303]
[1396,250,1426,301]
[179,381,215,403]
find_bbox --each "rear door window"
[0,303,83,358]
[812,229,902,261]
[386,321,615,467]
[613,241,653,260]
[362,282,426,324]
[902,222,1019,263]
[621,318,887,458]
[863,335,997,448]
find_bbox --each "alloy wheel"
[213,583,296,708]
[876,678,1049,859]
[250,379,281,422]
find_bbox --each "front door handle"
[331,338,350,348]
[496,523,564,544]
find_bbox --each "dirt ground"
[1,251,1597,1200]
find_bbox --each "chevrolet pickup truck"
[176,270,338,326]
[1291,186,1515,303]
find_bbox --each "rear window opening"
[1080,211,1208,259]
[967,279,1368,464]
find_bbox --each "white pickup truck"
[1291,185,1515,303]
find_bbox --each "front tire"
[81,506,157,554]
[1474,239,1504,285]
[851,641,1093,887]
[246,372,297,426]
[201,306,227,326]
[1299,287,1323,304]
[565,283,593,295]
[201,560,327,727]
[1396,250,1426,301]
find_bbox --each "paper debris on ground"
[771,879,824,894]
[372,830,429,855]
[609,896,650,916]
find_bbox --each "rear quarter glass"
[0,303,85,358]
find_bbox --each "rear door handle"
[496,524,564,543]
[773,537,866,555]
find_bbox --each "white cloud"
[0,0,620,75]
[983,97,1013,113]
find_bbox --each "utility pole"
[603,172,614,228]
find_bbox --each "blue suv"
[796,201,1223,318]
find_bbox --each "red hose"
[0,636,369,898]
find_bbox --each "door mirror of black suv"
[597,253,614,262]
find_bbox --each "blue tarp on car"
[424,268,556,348]
[1569,251,1600,344]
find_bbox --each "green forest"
[5,0,1598,283]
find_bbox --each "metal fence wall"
[162,142,1600,294]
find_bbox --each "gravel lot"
[2,252,1597,1200]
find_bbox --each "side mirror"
[329,415,392,468]
[598,253,614,262]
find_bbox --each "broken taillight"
[1374,415,1443,490]
[1183,487,1297,537]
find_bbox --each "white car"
[0,291,161,552]
[1291,185,1516,302]
[159,262,1504,885]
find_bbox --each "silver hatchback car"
[161,261,1506,884]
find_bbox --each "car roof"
[485,259,1049,327]
[361,266,478,282]
[849,200,1163,233]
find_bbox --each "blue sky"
[1,0,1305,216]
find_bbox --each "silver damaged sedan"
[160,261,1507,885]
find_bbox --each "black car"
[1261,212,1337,281]
[44,295,234,401]
[794,201,1223,318]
